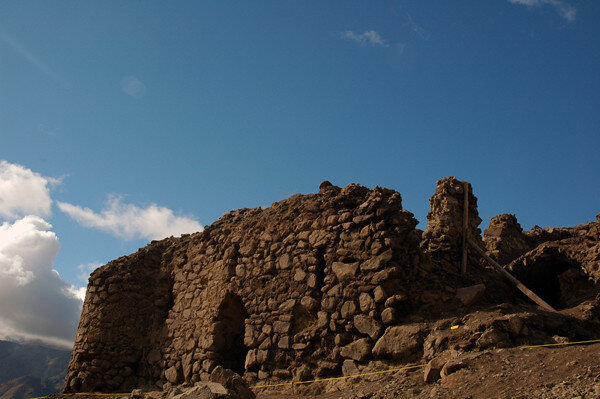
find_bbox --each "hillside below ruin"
[64,177,600,397]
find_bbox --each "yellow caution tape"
[519,338,600,349]
[29,393,130,399]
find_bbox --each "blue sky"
[0,1,599,346]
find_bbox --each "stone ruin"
[484,212,600,309]
[64,177,600,393]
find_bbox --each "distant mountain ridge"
[0,340,70,399]
[0,375,58,399]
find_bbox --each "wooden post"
[466,237,557,312]
[461,182,469,276]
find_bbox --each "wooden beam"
[461,182,469,276]
[466,237,557,312]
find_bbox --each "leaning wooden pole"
[466,237,557,312]
[461,182,469,276]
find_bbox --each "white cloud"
[0,160,59,220]
[57,195,203,240]
[67,285,87,302]
[509,0,576,22]
[120,76,146,99]
[0,216,83,349]
[340,30,390,48]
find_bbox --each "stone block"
[340,338,372,362]
[456,284,486,306]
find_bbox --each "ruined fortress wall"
[66,183,425,391]
[65,178,500,393]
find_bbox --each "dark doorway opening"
[214,293,249,375]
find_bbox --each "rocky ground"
[255,341,600,399]
[41,340,600,399]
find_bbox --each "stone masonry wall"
[65,182,437,392]
[421,176,484,271]
[65,178,528,393]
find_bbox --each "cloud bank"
[340,30,390,48]
[509,0,576,22]
[0,160,58,220]
[0,216,82,348]
[57,195,203,240]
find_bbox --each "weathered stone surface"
[341,301,357,319]
[293,365,312,382]
[209,366,255,399]
[483,214,531,265]
[381,308,397,324]
[372,324,427,360]
[165,366,182,384]
[273,321,291,334]
[423,358,444,383]
[244,350,258,370]
[331,262,359,282]
[361,249,393,272]
[317,311,329,328]
[278,254,291,270]
[456,284,486,306]
[171,383,228,399]
[277,336,290,349]
[300,296,319,311]
[476,328,509,349]
[342,359,359,376]
[373,285,389,303]
[354,315,382,340]
[505,314,524,337]
[340,339,372,362]
[359,293,375,313]
[440,358,468,378]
